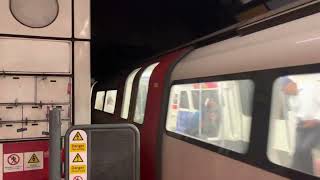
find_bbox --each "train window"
[94,91,105,110]
[104,90,118,114]
[166,80,254,154]
[267,73,320,177]
[121,68,141,119]
[133,62,159,124]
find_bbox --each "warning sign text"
[70,165,86,174]
[70,143,86,152]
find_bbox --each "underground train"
[1,0,320,180]
[92,1,320,180]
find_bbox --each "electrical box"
[0,76,34,103]
[37,77,71,103]
[0,62,72,141]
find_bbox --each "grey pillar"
[49,108,61,180]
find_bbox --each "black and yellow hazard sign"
[73,153,84,163]
[28,154,40,164]
[73,132,84,141]
[69,130,88,179]
[70,143,86,152]
[70,165,86,174]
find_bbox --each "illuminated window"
[267,73,320,177]
[133,63,159,124]
[94,91,105,110]
[166,80,254,154]
[104,90,117,114]
[121,68,141,119]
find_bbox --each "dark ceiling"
[91,0,266,81]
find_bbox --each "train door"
[127,49,192,180]
[0,0,91,179]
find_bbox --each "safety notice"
[70,165,86,174]
[24,151,44,171]
[69,130,88,180]
[73,176,84,180]
[73,153,84,163]
[70,143,86,152]
[73,132,84,141]
[3,151,44,173]
[4,153,23,173]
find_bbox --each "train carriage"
[93,1,320,179]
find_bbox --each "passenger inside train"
[167,80,253,153]
[268,74,320,176]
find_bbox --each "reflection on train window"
[166,80,254,153]
[94,91,105,110]
[268,73,320,177]
[121,68,141,119]
[134,63,159,124]
[179,91,189,109]
[104,90,117,114]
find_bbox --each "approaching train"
[92,1,320,180]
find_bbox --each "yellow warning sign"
[73,153,84,163]
[28,154,40,164]
[73,132,84,141]
[70,143,86,152]
[70,165,86,174]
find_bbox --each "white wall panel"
[37,77,71,103]
[0,76,34,103]
[23,122,48,138]
[0,38,71,74]
[74,0,91,39]
[23,106,48,120]
[0,124,22,139]
[0,0,72,37]
[0,106,22,121]
[74,41,91,125]
[23,105,70,120]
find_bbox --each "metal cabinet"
[0,105,22,121]
[0,0,72,37]
[0,75,72,140]
[37,77,71,103]
[0,123,23,139]
[22,104,71,138]
[23,122,48,139]
[23,105,48,121]
[0,38,72,74]
[0,76,35,103]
